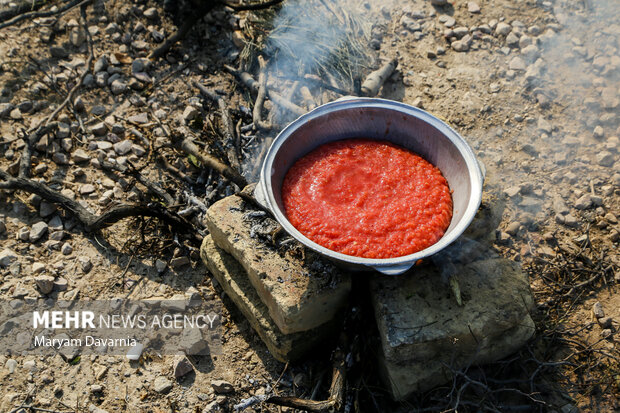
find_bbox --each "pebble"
[170,256,190,268]
[30,221,48,242]
[39,201,56,218]
[91,384,103,393]
[155,259,167,273]
[5,359,17,373]
[601,329,613,339]
[508,56,526,71]
[128,112,148,124]
[173,355,194,378]
[91,122,108,136]
[153,376,173,393]
[593,125,604,139]
[80,184,96,195]
[183,106,199,123]
[496,22,512,36]
[32,262,46,273]
[61,243,73,255]
[597,317,612,329]
[592,302,605,318]
[468,2,480,13]
[505,221,520,236]
[110,79,127,95]
[505,32,520,47]
[452,40,469,52]
[72,149,90,163]
[563,214,579,227]
[144,7,158,19]
[0,219,5,234]
[596,151,614,167]
[126,342,143,360]
[35,275,55,294]
[94,56,108,73]
[10,108,22,120]
[113,140,133,155]
[211,379,235,394]
[79,256,92,273]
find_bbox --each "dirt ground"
[0,0,618,412]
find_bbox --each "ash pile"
[201,183,536,400]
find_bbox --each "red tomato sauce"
[281,139,452,259]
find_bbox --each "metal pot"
[254,98,484,275]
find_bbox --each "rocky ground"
[0,0,618,412]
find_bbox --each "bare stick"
[299,86,317,110]
[0,0,48,27]
[361,58,398,97]
[253,56,274,130]
[192,81,241,170]
[224,65,306,116]
[98,156,175,205]
[0,169,199,241]
[170,131,247,189]
[222,0,284,11]
[265,348,345,412]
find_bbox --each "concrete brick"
[200,235,339,362]
[205,195,351,334]
[370,257,535,400]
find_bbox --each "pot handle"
[253,181,271,212]
[370,262,414,275]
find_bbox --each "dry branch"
[224,65,306,116]
[361,58,398,97]
[223,0,284,11]
[170,131,247,189]
[253,56,275,130]
[192,81,241,170]
[0,169,199,242]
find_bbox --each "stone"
[35,275,55,294]
[593,125,604,139]
[509,56,526,71]
[574,194,593,210]
[80,184,96,195]
[505,31,520,47]
[79,256,92,273]
[72,149,90,163]
[10,108,22,120]
[128,112,148,124]
[126,343,143,360]
[183,106,199,123]
[52,152,69,165]
[596,151,614,167]
[32,262,46,274]
[94,56,108,73]
[155,259,167,273]
[178,328,208,355]
[170,256,190,268]
[5,359,17,373]
[467,2,480,13]
[153,376,173,393]
[61,243,73,255]
[113,140,133,155]
[91,122,107,136]
[0,219,5,234]
[39,201,56,218]
[211,380,234,394]
[598,317,612,329]
[0,248,17,268]
[90,384,103,393]
[110,79,127,95]
[451,40,469,52]
[144,7,158,19]
[201,236,341,362]
[495,22,512,36]
[30,222,48,242]
[205,194,351,334]
[372,258,535,400]
[89,404,109,413]
[173,355,194,378]
[592,302,605,318]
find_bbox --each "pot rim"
[257,97,484,274]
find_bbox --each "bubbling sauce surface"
[281,139,453,259]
